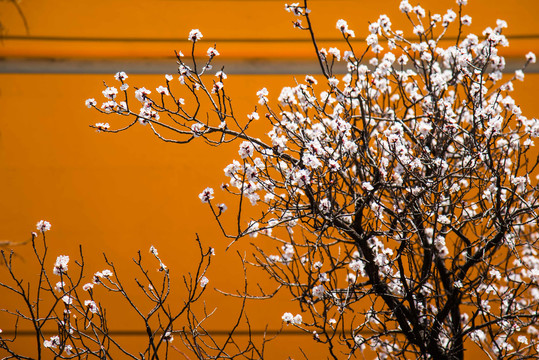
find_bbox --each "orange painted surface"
[1,0,539,358]
[0,0,538,59]
[1,71,538,359]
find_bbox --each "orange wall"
[2,74,539,359]
[1,0,539,358]
[1,0,538,59]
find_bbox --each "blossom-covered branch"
[0,223,265,359]
[81,0,539,358]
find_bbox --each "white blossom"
[238,141,254,159]
[217,203,227,213]
[85,98,97,108]
[102,87,118,100]
[312,284,325,298]
[53,255,69,275]
[114,71,128,81]
[156,86,169,95]
[82,283,94,291]
[44,335,60,348]
[55,281,65,292]
[282,312,294,324]
[95,122,110,132]
[399,0,412,13]
[198,187,214,203]
[257,87,269,105]
[207,47,219,57]
[188,29,203,42]
[85,300,99,314]
[36,220,51,232]
[135,87,151,103]
[101,269,113,278]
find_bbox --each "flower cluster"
[188,29,203,42]
[282,312,302,325]
[53,255,69,275]
[94,122,110,132]
[198,187,214,203]
[36,220,51,232]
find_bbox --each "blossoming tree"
[85,0,539,358]
[3,0,539,358]
[1,222,266,359]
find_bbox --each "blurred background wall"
[1,0,538,358]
